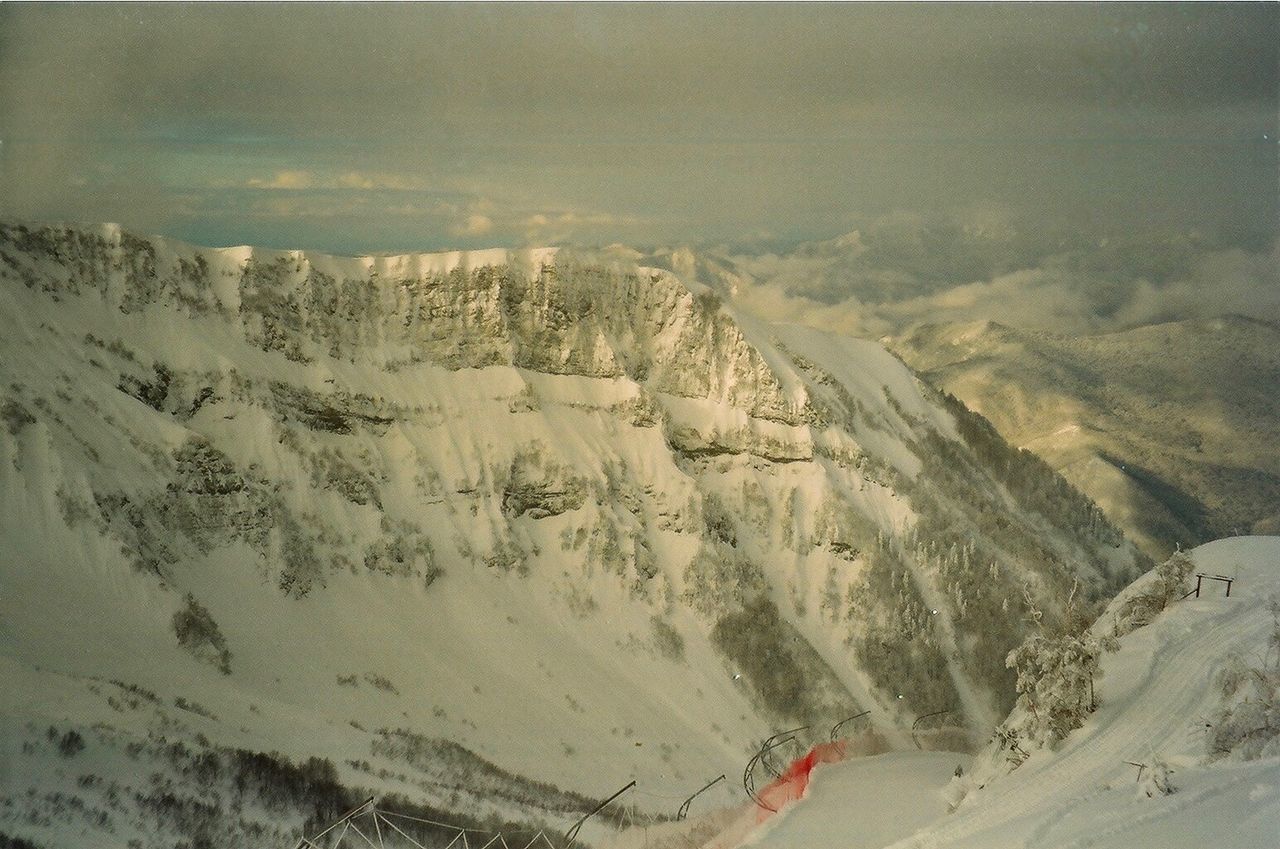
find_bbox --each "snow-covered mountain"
[892,318,1280,559]
[0,222,1144,848]
[722,536,1280,849]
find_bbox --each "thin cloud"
[723,218,1280,338]
[334,172,429,192]
[244,170,435,192]
[450,214,494,238]
[246,170,313,190]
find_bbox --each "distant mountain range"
[892,316,1280,559]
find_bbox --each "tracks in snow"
[896,553,1277,848]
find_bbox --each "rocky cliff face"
[0,222,1144,848]
[0,225,797,413]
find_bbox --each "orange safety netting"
[754,740,847,820]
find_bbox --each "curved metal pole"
[910,709,952,750]
[744,750,776,811]
[744,728,809,812]
[676,774,726,821]
[772,726,811,742]
[565,780,636,846]
[745,725,809,790]
[753,737,798,808]
[759,747,784,780]
[743,750,764,808]
[830,710,871,742]
[760,725,809,777]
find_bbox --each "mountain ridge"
[0,220,1143,848]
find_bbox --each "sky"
[0,3,1276,258]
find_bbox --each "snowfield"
[729,536,1280,849]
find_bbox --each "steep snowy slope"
[893,319,1280,559]
[0,222,1142,848]
[731,536,1280,849]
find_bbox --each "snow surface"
[738,752,968,849]
[727,537,1280,849]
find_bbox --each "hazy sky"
[1,3,1276,255]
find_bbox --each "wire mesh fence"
[292,798,564,849]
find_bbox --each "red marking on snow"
[755,740,847,821]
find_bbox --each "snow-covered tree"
[1139,760,1176,797]
[1006,629,1115,747]
[1114,548,1195,636]
[1208,599,1280,760]
[1001,581,1118,749]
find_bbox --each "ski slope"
[734,537,1280,849]
[735,751,968,849]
